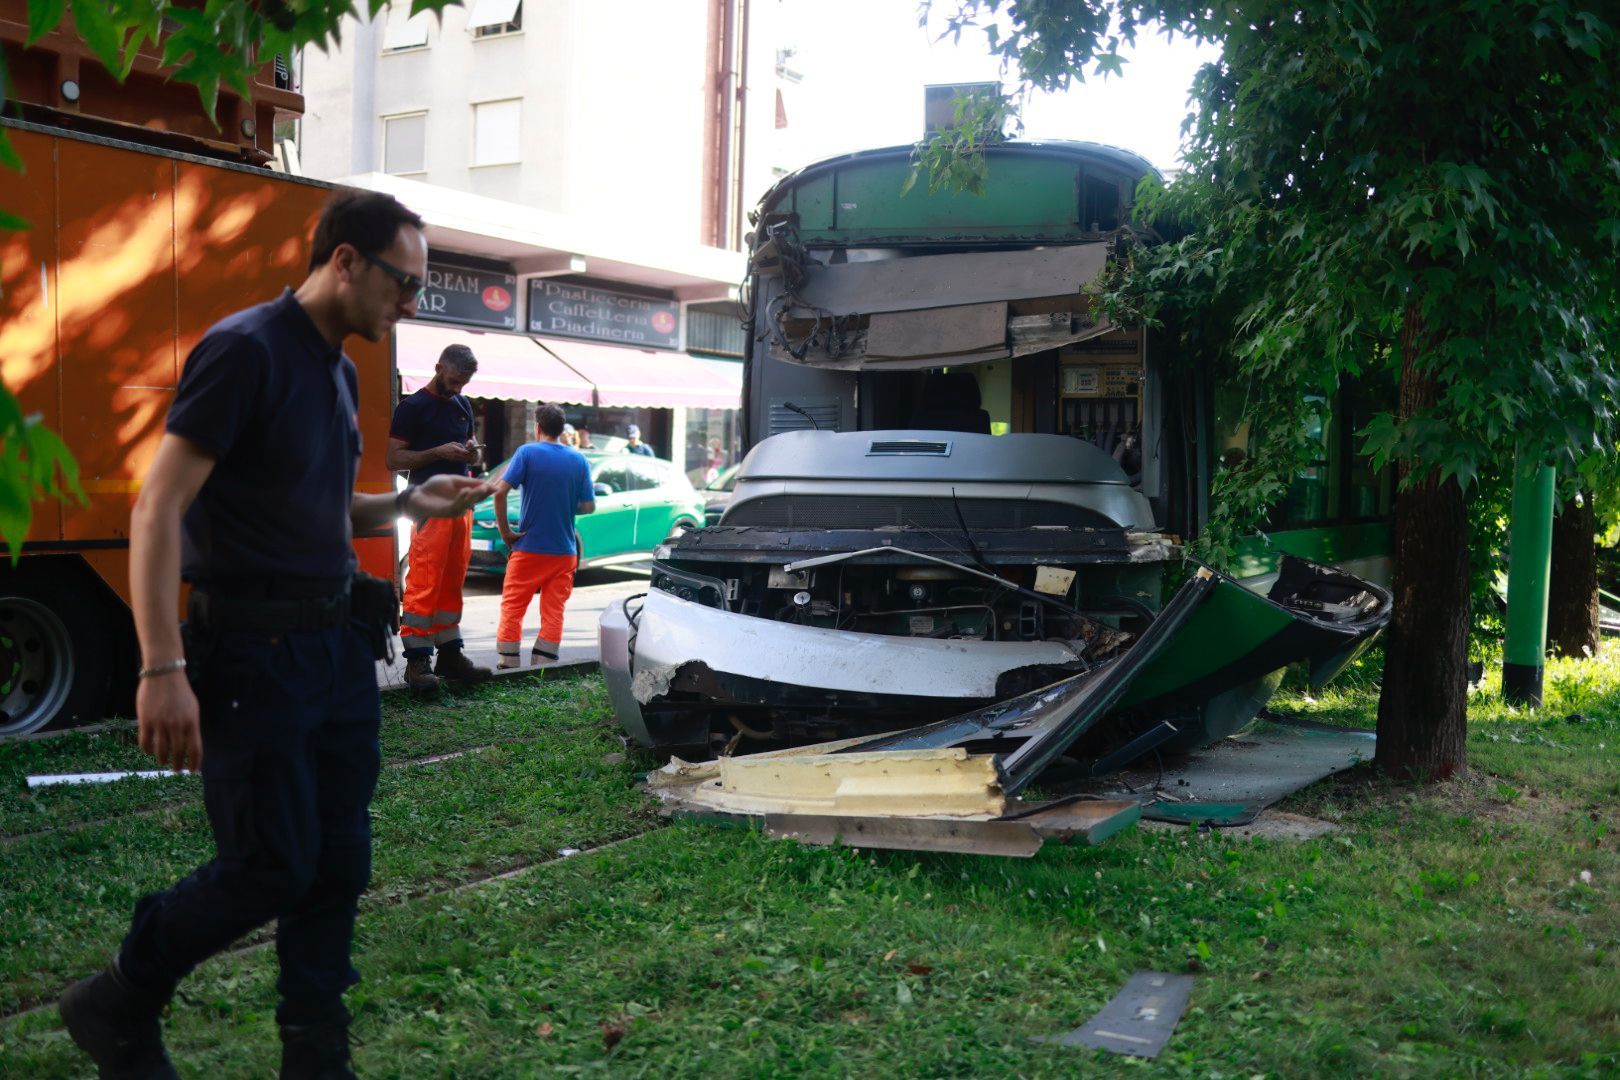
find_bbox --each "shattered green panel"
[1114,576,1296,707]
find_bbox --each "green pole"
[1503,455,1556,705]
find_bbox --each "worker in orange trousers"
[493,404,596,665]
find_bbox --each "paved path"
[377,564,650,690]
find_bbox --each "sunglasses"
[361,250,427,302]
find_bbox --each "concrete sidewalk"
[377,563,649,690]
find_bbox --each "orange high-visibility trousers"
[497,551,575,661]
[400,512,472,653]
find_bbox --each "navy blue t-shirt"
[389,388,475,485]
[166,289,361,582]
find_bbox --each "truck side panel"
[0,124,396,734]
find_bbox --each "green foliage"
[925,1,1620,668]
[0,390,83,560]
[9,1,463,134]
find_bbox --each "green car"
[468,451,705,575]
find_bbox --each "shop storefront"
[393,262,741,469]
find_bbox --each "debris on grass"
[1033,970,1195,1059]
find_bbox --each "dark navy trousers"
[119,620,381,1026]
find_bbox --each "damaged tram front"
[601,140,1391,775]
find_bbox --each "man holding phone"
[386,344,492,690]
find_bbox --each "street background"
[377,564,648,688]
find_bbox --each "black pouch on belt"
[349,572,401,662]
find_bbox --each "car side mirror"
[593,482,613,497]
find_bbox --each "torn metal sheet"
[862,302,1008,363]
[1084,715,1375,827]
[787,245,1109,318]
[1034,971,1195,1058]
[617,587,1088,705]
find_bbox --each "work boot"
[59,959,180,1080]
[279,1016,357,1080]
[530,637,560,666]
[403,655,439,692]
[433,646,492,684]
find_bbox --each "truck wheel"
[0,569,114,736]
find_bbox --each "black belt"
[189,577,352,633]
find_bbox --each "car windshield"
[705,464,740,492]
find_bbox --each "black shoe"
[279,1016,357,1080]
[403,655,439,692]
[59,961,179,1079]
[433,646,492,684]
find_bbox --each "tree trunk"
[1547,491,1599,658]
[1375,308,1470,780]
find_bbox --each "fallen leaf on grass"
[883,949,898,962]
[601,1022,627,1050]
[906,963,933,976]
[1250,970,1271,982]
[537,1022,554,1038]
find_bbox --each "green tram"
[739,140,1393,588]
[600,140,1392,766]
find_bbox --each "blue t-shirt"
[502,442,594,555]
[166,289,361,582]
[627,442,654,457]
[389,387,475,485]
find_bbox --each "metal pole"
[1503,455,1556,705]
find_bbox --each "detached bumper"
[599,589,1087,749]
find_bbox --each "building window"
[381,4,430,51]
[468,0,522,37]
[472,99,521,167]
[383,112,427,174]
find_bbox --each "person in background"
[576,424,595,451]
[625,423,654,457]
[386,344,492,691]
[560,423,579,448]
[493,404,595,667]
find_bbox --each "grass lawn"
[3,654,1618,1077]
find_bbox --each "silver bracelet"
[138,658,188,680]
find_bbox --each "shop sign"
[527,278,680,349]
[419,261,518,330]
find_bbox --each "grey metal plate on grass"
[1033,970,1195,1058]
[1078,715,1374,827]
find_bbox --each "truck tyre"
[0,566,115,737]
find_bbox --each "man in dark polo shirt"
[58,190,494,1079]
[387,343,491,690]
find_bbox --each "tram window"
[1080,174,1122,231]
[1345,379,1394,518]
[1212,380,1256,470]
[1276,397,1339,527]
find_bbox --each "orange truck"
[0,13,395,737]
